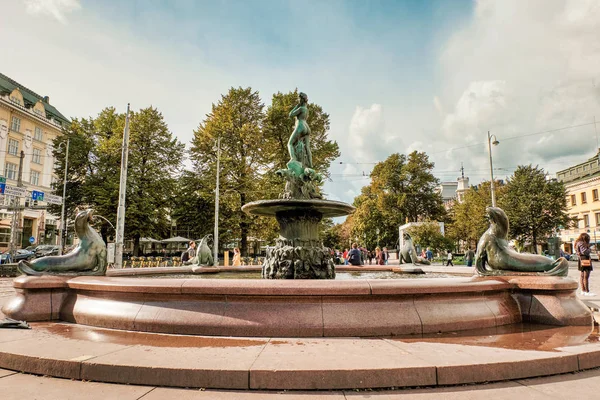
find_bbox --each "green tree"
[499,165,574,253]
[52,106,184,255]
[446,181,506,248]
[407,222,453,254]
[50,118,96,241]
[190,87,265,256]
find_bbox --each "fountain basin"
[2,275,592,337]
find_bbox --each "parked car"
[34,245,60,258]
[0,249,35,263]
[569,252,599,261]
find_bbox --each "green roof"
[0,72,69,124]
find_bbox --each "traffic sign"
[44,194,63,205]
[29,236,35,244]
[32,190,45,201]
[4,185,28,197]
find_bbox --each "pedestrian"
[465,247,475,267]
[375,246,385,265]
[383,247,389,265]
[347,243,362,266]
[445,250,454,266]
[232,247,242,267]
[343,248,349,265]
[367,250,373,265]
[576,232,595,296]
[426,247,433,263]
[181,241,196,265]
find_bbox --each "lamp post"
[487,131,500,207]
[376,227,380,247]
[57,138,70,256]
[213,136,221,266]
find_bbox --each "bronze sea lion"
[18,209,107,276]
[400,232,431,265]
[475,207,568,276]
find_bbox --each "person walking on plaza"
[445,250,454,266]
[367,250,373,265]
[232,247,242,267]
[426,247,433,263]
[343,248,349,265]
[576,232,595,296]
[383,247,389,265]
[465,247,475,267]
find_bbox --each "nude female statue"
[287,92,313,168]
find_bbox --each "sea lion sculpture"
[191,234,214,266]
[399,232,431,265]
[18,209,107,276]
[475,207,568,276]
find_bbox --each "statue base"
[242,199,355,280]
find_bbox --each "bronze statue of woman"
[287,92,313,169]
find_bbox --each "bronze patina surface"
[17,209,107,276]
[475,207,568,276]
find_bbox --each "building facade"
[556,151,600,254]
[0,72,68,250]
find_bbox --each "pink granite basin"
[2,275,592,337]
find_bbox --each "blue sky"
[3,0,600,205]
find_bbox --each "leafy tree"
[499,165,574,253]
[407,222,453,254]
[446,181,506,248]
[190,87,265,256]
[50,118,96,240]
[52,106,183,255]
[350,151,445,250]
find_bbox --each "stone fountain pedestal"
[242,199,354,279]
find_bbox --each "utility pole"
[213,136,221,266]
[9,151,25,260]
[57,138,70,255]
[487,131,500,207]
[115,104,131,269]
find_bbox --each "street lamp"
[376,227,380,247]
[213,136,221,266]
[57,138,69,256]
[487,131,500,207]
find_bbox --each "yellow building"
[556,151,600,254]
[0,72,68,250]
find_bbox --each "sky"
[2,0,600,206]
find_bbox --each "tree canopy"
[499,165,574,252]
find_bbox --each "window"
[30,170,40,186]
[33,108,44,117]
[582,192,587,204]
[584,214,590,227]
[10,96,22,106]
[5,163,17,180]
[594,189,599,201]
[596,212,600,226]
[571,195,576,205]
[34,127,43,141]
[11,116,20,132]
[8,139,19,156]
[32,148,42,164]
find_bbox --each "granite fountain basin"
[2,274,592,337]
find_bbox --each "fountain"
[243,92,353,279]
[0,93,596,390]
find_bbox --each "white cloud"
[25,0,81,24]
[436,0,600,183]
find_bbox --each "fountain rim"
[242,198,355,218]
